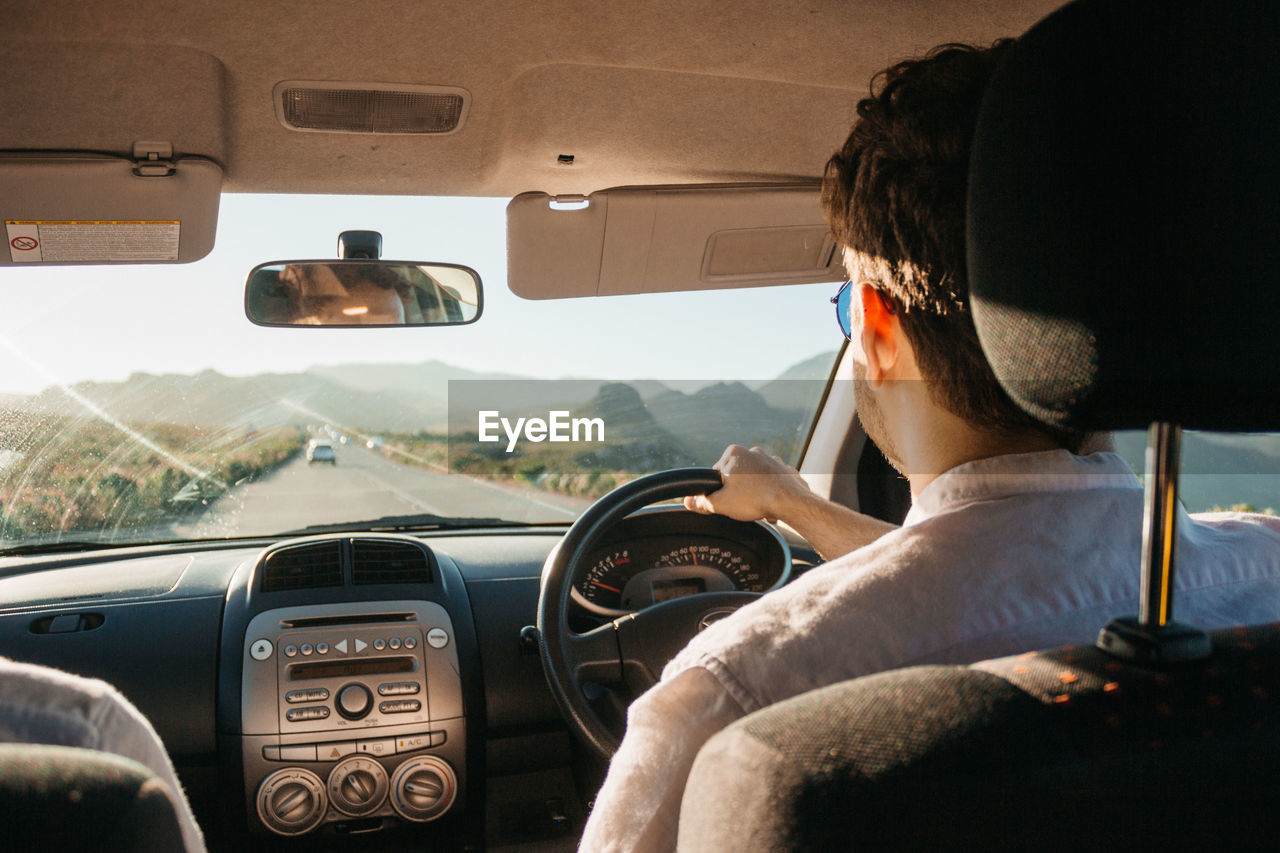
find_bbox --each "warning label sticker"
[5,220,181,263]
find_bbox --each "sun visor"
[0,152,222,265]
[0,42,225,265]
[506,184,843,299]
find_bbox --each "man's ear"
[858,283,899,384]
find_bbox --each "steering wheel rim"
[536,467,765,758]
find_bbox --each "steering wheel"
[536,468,763,758]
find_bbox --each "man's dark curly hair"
[822,41,1085,450]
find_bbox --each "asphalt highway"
[176,442,588,539]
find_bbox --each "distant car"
[366,436,384,450]
[306,440,337,465]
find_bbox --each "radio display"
[289,656,415,681]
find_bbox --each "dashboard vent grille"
[353,540,431,585]
[260,542,344,592]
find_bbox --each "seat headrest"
[967,0,1280,431]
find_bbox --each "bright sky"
[0,194,840,396]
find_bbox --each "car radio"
[238,600,466,837]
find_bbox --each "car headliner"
[1,0,1061,198]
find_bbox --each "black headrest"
[967,0,1280,432]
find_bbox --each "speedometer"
[654,544,766,592]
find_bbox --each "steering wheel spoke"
[567,622,624,686]
[614,592,761,692]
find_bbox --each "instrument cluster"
[571,507,790,616]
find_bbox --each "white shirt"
[579,450,1280,852]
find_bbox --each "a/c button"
[395,733,430,753]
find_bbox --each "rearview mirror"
[245,261,482,327]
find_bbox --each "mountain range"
[7,354,839,442]
[1111,430,1280,512]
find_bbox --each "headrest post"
[1139,422,1181,628]
[1097,421,1210,665]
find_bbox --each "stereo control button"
[285,707,330,723]
[377,681,419,696]
[373,638,386,651]
[426,628,449,649]
[316,642,329,655]
[284,644,298,658]
[336,683,373,720]
[404,637,417,649]
[250,639,274,661]
[354,638,368,653]
[334,639,348,654]
[300,643,314,656]
[389,638,402,650]
[285,688,330,704]
[379,699,421,714]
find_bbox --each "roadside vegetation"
[379,429,694,500]
[0,414,304,542]
[1209,503,1277,515]
[374,380,812,502]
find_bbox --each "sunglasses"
[831,281,897,339]
[830,281,854,340]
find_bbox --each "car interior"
[2,0,1277,850]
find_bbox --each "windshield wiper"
[0,539,141,557]
[285,514,536,536]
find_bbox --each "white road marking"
[356,469,451,515]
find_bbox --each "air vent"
[353,540,431,585]
[260,542,344,592]
[273,81,469,135]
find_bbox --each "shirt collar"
[903,450,1141,527]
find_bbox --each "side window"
[1113,430,1280,515]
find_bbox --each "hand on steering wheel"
[535,468,762,758]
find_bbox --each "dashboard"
[0,509,810,851]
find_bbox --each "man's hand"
[685,444,901,562]
[684,445,809,523]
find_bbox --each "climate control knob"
[390,756,457,822]
[256,767,327,836]
[327,755,389,817]
[336,682,373,720]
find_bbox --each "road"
[175,442,589,539]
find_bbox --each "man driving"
[579,40,1280,851]
[279,263,408,325]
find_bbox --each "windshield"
[0,194,838,548]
